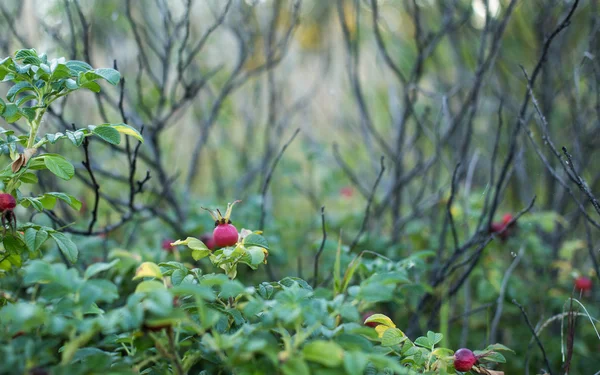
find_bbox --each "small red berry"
[362,311,378,327]
[162,239,174,251]
[0,193,16,211]
[502,213,514,225]
[214,224,238,248]
[202,200,241,248]
[454,348,477,372]
[575,276,592,292]
[200,233,216,250]
[340,186,354,198]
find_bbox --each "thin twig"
[312,206,327,288]
[512,299,553,375]
[349,156,386,252]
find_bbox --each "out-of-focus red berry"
[340,186,354,198]
[575,276,592,292]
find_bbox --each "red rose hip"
[575,276,592,292]
[202,200,241,248]
[0,193,16,211]
[454,348,477,372]
[200,232,216,250]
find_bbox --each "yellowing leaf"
[133,262,163,280]
[111,123,143,143]
[375,325,391,338]
[364,313,396,328]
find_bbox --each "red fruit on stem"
[502,213,514,225]
[454,348,477,372]
[214,224,238,248]
[0,193,16,211]
[575,276,592,292]
[362,311,378,327]
[162,239,174,251]
[200,233,216,250]
[202,200,241,248]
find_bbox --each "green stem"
[26,107,47,148]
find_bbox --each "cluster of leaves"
[0,50,143,275]
[1,233,513,375]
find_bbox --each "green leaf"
[381,328,408,347]
[19,107,36,122]
[303,340,344,367]
[50,232,78,263]
[475,351,506,363]
[282,357,310,375]
[7,81,34,101]
[343,351,369,375]
[84,259,119,279]
[3,235,25,254]
[20,197,44,212]
[19,172,38,184]
[219,280,245,299]
[2,103,21,123]
[414,336,432,348]
[93,68,121,85]
[92,125,121,145]
[192,249,211,261]
[24,228,49,253]
[66,60,93,74]
[135,280,166,293]
[483,343,514,354]
[51,64,72,80]
[39,192,82,211]
[426,331,443,346]
[243,233,269,250]
[66,129,85,146]
[44,154,74,180]
[246,246,267,265]
[80,81,101,93]
[14,49,40,65]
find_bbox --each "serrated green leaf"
[381,328,408,347]
[19,172,38,184]
[92,125,121,145]
[66,60,92,74]
[84,260,119,279]
[2,103,21,123]
[243,233,269,250]
[50,232,78,263]
[24,228,49,253]
[414,336,432,348]
[44,154,74,180]
[7,81,34,101]
[80,81,101,93]
[19,107,36,122]
[426,331,443,346]
[93,68,120,85]
[51,64,72,80]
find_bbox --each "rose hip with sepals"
[202,200,241,248]
[454,348,477,372]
